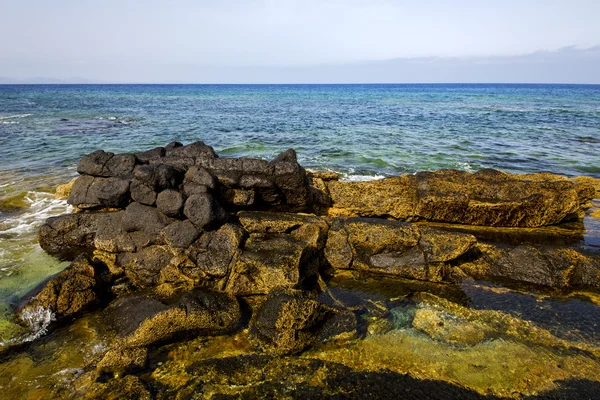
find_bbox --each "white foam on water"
[0,191,71,237]
[0,113,32,120]
[20,306,56,342]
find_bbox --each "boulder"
[104,288,240,347]
[120,245,173,288]
[77,375,152,400]
[96,346,148,376]
[325,169,594,227]
[157,141,218,171]
[20,255,99,319]
[54,177,77,200]
[183,193,226,229]
[156,189,184,217]
[161,220,201,250]
[68,175,131,209]
[133,163,182,192]
[77,150,136,178]
[135,146,165,164]
[38,212,104,257]
[324,218,476,282]
[249,288,355,355]
[129,179,157,206]
[184,166,218,190]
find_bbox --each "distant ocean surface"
[0,83,600,345]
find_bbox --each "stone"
[54,177,77,200]
[156,189,184,217]
[412,305,492,346]
[221,188,255,207]
[183,193,225,230]
[68,175,131,209]
[38,212,104,257]
[130,179,157,206]
[96,346,148,376]
[20,255,98,319]
[225,234,315,296]
[104,288,240,348]
[185,223,245,279]
[120,246,173,288]
[248,288,352,355]
[161,220,201,250]
[77,150,136,178]
[122,202,174,235]
[159,141,217,171]
[133,164,182,191]
[135,146,165,163]
[184,166,218,190]
[77,375,152,400]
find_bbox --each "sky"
[1,0,599,83]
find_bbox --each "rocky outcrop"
[325,169,594,227]
[248,288,356,354]
[325,217,477,282]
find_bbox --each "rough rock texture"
[326,169,594,227]
[20,255,100,319]
[325,217,477,282]
[39,212,105,257]
[249,288,356,354]
[105,288,241,347]
[68,176,131,209]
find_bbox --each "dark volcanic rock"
[68,175,131,209]
[156,189,184,217]
[130,179,157,206]
[184,166,218,190]
[135,146,165,164]
[161,220,201,250]
[104,288,240,347]
[38,212,104,257]
[249,288,354,355]
[77,150,136,178]
[133,164,182,192]
[183,193,225,229]
[120,245,173,288]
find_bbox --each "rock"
[96,346,148,376]
[122,202,174,235]
[324,218,477,282]
[120,245,173,288]
[459,244,600,290]
[186,223,245,280]
[221,188,255,207]
[156,189,184,217]
[159,141,218,171]
[77,150,136,178]
[38,212,104,257]
[20,255,99,319]
[105,288,240,347]
[225,233,316,296]
[77,375,152,400]
[184,166,218,190]
[412,305,492,346]
[135,146,165,164]
[130,179,157,206]
[272,148,297,163]
[133,164,182,192]
[183,193,225,229]
[161,220,201,250]
[325,169,593,227]
[54,177,77,200]
[68,175,131,209]
[249,288,353,355]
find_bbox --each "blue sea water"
[1,84,599,183]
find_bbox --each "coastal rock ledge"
[15,141,600,391]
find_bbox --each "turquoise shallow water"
[1,84,599,182]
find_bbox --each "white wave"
[0,191,71,237]
[455,162,475,172]
[0,121,19,124]
[0,113,32,120]
[20,306,56,342]
[341,174,386,182]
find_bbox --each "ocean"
[0,83,599,344]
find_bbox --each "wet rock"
[68,175,131,209]
[105,288,240,347]
[161,220,201,250]
[38,212,104,257]
[77,150,136,178]
[20,255,99,319]
[77,375,152,400]
[96,346,148,376]
[412,305,492,346]
[156,189,184,217]
[249,288,354,355]
[54,177,77,200]
[183,193,226,229]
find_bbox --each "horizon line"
[2,82,600,86]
